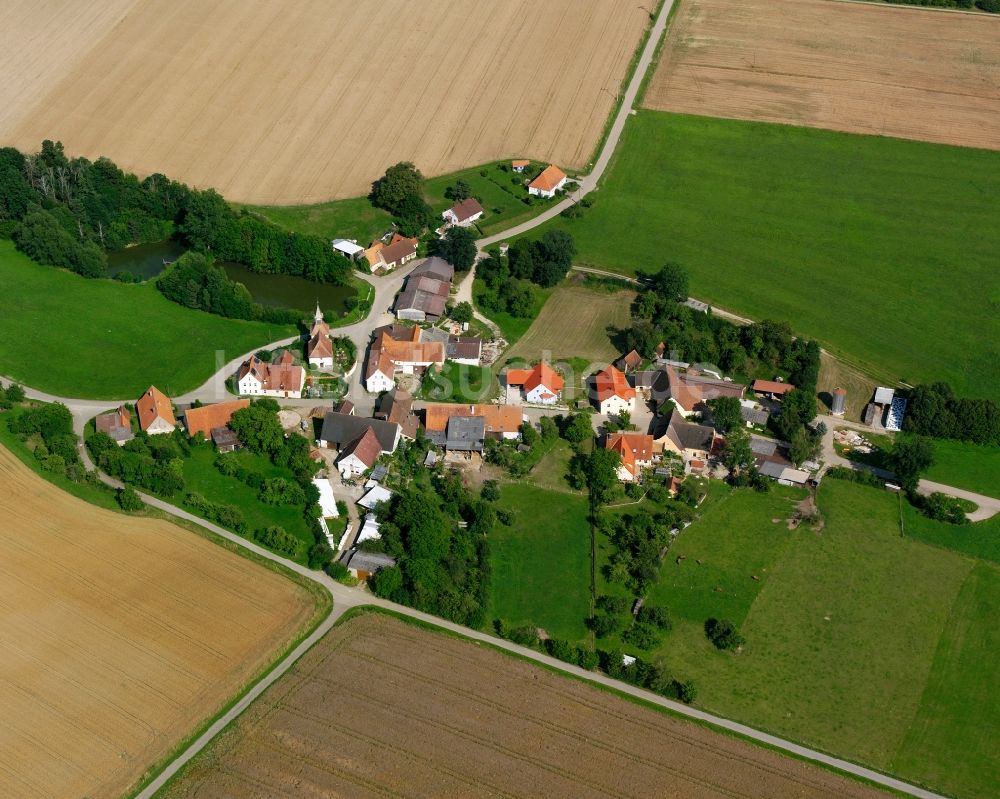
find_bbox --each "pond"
[105,239,358,316]
[219,261,357,315]
[106,239,185,280]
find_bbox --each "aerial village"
[93,159,905,581]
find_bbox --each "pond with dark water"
[106,239,357,315]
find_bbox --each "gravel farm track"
[157,612,892,799]
[644,0,1000,151]
[0,446,317,799]
[0,0,652,204]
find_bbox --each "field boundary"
[833,0,999,16]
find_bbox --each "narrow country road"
[452,0,677,310]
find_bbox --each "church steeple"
[314,300,323,326]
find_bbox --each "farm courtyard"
[0,0,653,204]
[160,612,890,799]
[0,444,318,799]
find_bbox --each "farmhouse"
[511,159,531,173]
[319,412,401,478]
[236,351,306,398]
[136,386,176,435]
[183,399,250,439]
[374,387,419,439]
[95,405,133,445]
[364,325,446,393]
[331,238,364,260]
[606,432,655,482]
[446,335,483,365]
[752,379,795,400]
[592,364,636,416]
[442,198,484,227]
[652,409,716,459]
[365,233,418,272]
[528,164,568,198]
[410,257,455,283]
[663,365,745,415]
[307,303,334,368]
[423,403,523,450]
[504,362,564,405]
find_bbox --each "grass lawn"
[534,111,1000,397]
[488,482,592,641]
[473,278,552,346]
[920,437,1000,499]
[0,242,296,399]
[181,444,313,563]
[503,283,635,370]
[891,562,1000,798]
[419,360,496,404]
[902,501,1000,566]
[237,198,392,247]
[424,161,557,236]
[647,479,996,797]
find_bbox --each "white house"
[364,325,445,394]
[236,351,305,399]
[136,386,176,436]
[336,427,382,478]
[527,164,568,198]
[504,362,564,405]
[442,198,484,227]
[364,233,418,272]
[606,432,655,482]
[592,365,636,416]
[306,303,334,368]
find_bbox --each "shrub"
[481,480,501,502]
[597,595,629,615]
[622,622,660,650]
[545,638,576,663]
[705,618,744,651]
[638,605,672,631]
[116,486,144,512]
[253,525,300,557]
[588,613,619,638]
[508,625,539,648]
[325,560,350,580]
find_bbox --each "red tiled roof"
[184,399,250,439]
[606,432,654,478]
[752,379,795,396]
[594,365,635,402]
[424,403,522,435]
[338,427,382,470]
[379,236,418,266]
[528,164,567,192]
[506,362,564,393]
[666,365,745,412]
[449,198,484,223]
[136,386,175,431]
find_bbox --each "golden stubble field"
[162,612,890,799]
[0,445,317,799]
[644,0,1000,150]
[0,0,652,204]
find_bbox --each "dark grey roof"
[211,427,240,447]
[319,412,399,452]
[446,336,482,360]
[410,257,455,282]
[396,286,447,318]
[445,415,486,452]
[346,550,397,573]
[758,461,786,479]
[370,464,388,481]
[750,436,778,456]
[741,405,769,426]
[654,409,714,452]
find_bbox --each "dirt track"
[644,0,1000,150]
[0,445,316,799]
[161,612,888,798]
[1,0,651,204]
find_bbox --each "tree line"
[0,141,352,287]
[476,230,578,318]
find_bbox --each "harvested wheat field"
[0,0,652,205]
[162,612,888,799]
[644,0,1000,150]
[0,445,318,799]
